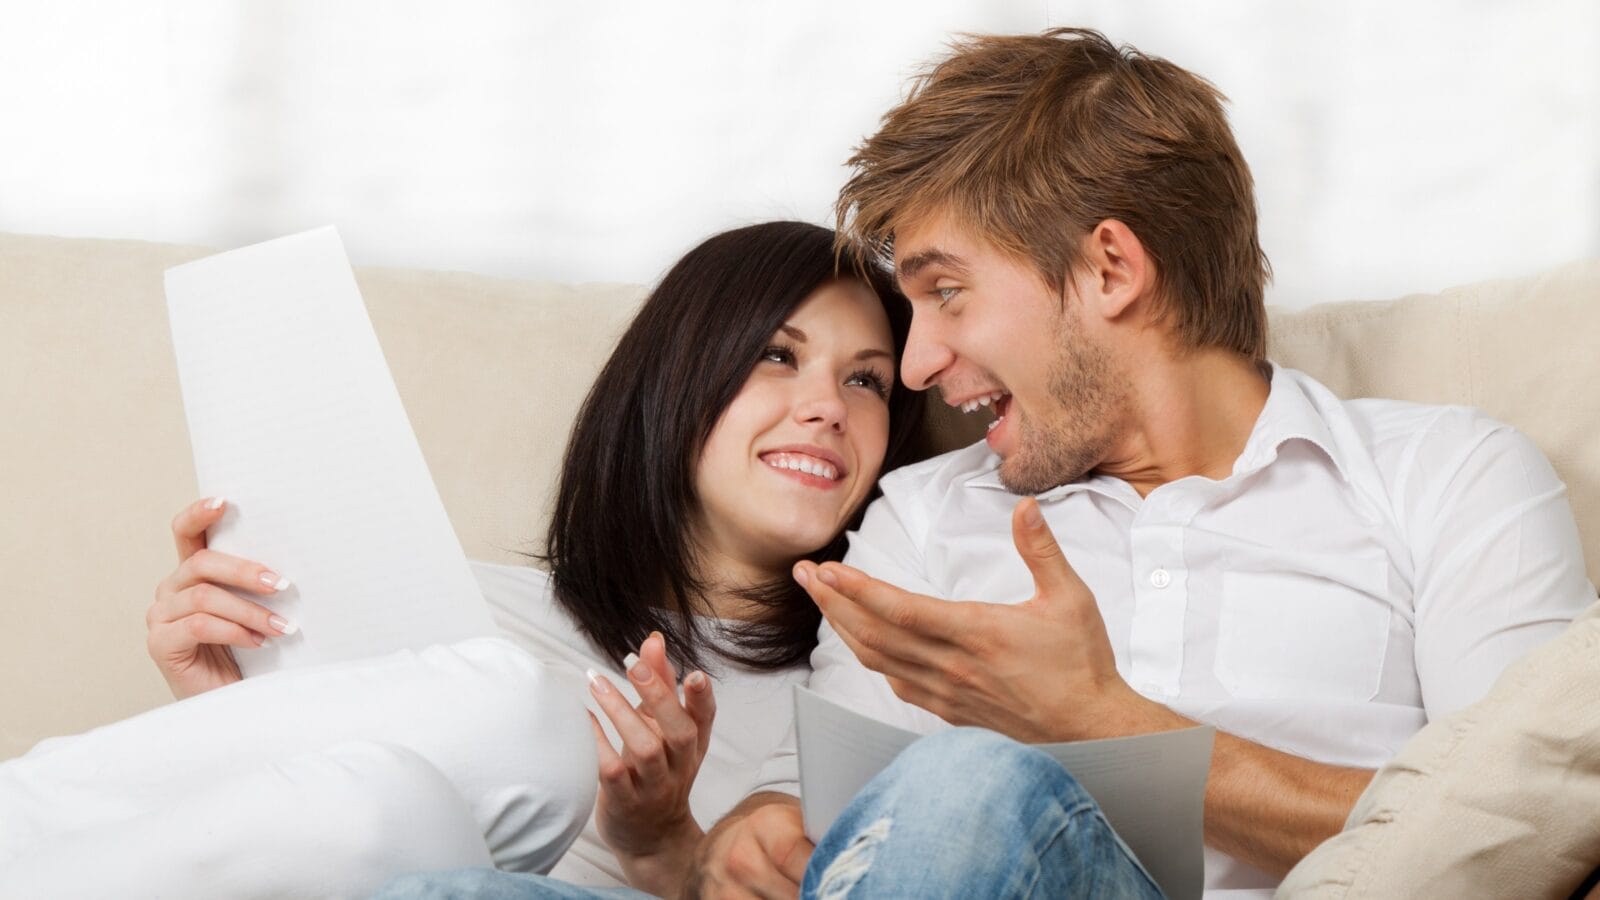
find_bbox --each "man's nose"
[900,311,952,391]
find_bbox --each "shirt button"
[1149,568,1172,589]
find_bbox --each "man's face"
[893,214,1127,493]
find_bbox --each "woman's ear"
[1078,219,1152,322]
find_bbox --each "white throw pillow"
[0,637,596,878]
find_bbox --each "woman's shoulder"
[467,560,601,665]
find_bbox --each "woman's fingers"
[588,669,671,783]
[171,497,226,561]
[626,643,701,764]
[161,547,290,599]
[589,711,637,802]
[683,669,717,759]
[149,613,265,658]
[150,582,296,638]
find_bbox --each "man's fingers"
[808,562,969,643]
[1011,497,1087,598]
[754,821,815,888]
[797,562,950,678]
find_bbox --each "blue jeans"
[376,728,1163,899]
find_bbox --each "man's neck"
[1093,349,1270,498]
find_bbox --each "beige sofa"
[2,229,1597,764]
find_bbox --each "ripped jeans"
[803,727,1164,899]
[378,728,1163,900]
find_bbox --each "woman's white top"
[471,561,809,888]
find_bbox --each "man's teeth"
[763,452,839,480]
[960,391,1008,414]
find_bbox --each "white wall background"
[2,0,1596,307]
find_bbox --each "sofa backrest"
[2,230,1595,758]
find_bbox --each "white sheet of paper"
[164,226,498,677]
[795,686,1213,900]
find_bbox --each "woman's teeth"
[762,452,839,481]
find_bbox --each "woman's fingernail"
[685,671,707,690]
[205,496,226,511]
[259,571,291,591]
[586,668,612,695]
[625,652,653,683]
[267,615,298,636]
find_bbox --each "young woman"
[4,221,923,897]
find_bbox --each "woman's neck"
[685,545,788,621]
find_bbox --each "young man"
[688,28,1594,898]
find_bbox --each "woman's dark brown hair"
[540,221,923,674]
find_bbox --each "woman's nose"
[794,378,848,432]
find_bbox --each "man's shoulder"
[878,438,999,498]
[1281,367,1520,458]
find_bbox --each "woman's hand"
[587,631,717,896]
[146,497,296,700]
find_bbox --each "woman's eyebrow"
[856,348,894,363]
[779,324,806,341]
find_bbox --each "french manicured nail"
[625,652,653,683]
[267,615,298,636]
[259,571,291,591]
[793,564,810,587]
[685,671,707,690]
[205,496,226,511]
[585,668,612,695]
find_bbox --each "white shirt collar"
[961,363,1352,500]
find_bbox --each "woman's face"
[693,278,895,579]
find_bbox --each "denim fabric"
[374,867,652,899]
[802,727,1166,900]
[376,728,1164,900]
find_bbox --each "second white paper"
[795,686,1213,900]
[165,227,498,677]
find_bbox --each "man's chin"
[996,454,1080,496]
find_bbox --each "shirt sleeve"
[746,471,952,797]
[1406,410,1597,717]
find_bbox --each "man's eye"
[936,287,960,306]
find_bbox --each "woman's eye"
[760,344,796,366]
[847,369,892,400]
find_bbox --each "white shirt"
[472,562,809,889]
[752,366,1595,898]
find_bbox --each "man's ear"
[1078,219,1152,322]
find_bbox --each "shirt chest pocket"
[1214,564,1392,703]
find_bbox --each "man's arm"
[796,497,1373,875]
[683,792,811,900]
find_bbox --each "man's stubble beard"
[997,320,1127,495]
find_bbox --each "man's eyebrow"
[896,248,969,281]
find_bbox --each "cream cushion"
[2,231,1596,769]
